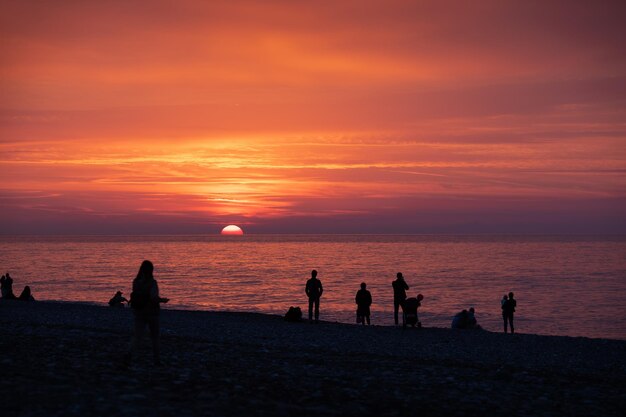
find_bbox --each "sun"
[221,225,244,235]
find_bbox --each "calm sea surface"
[1,235,624,339]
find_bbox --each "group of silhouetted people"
[303,270,424,328]
[1,273,35,301]
[301,269,516,334]
[451,307,480,330]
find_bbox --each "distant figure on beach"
[18,286,35,301]
[0,275,5,297]
[451,309,469,329]
[502,292,516,333]
[355,282,372,325]
[108,291,128,307]
[127,260,169,365]
[1,273,16,299]
[452,307,480,329]
[467,307,480,329]
[401,293,423,328]
[392,272,409,325]
[305,270,323,323]
[284,306,303,322]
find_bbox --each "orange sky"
[1,0,625,234]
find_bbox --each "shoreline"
[25,298,626,342]
[1,300,625,416]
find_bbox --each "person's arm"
[305,281,310,297]
[318,281,323,297]
[403,281,409,290]
[151,281,169,304]
[367,292,372,306]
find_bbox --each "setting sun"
[221,225,244,235]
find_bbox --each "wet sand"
[1,300,624,416]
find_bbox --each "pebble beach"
[1,300,624,417]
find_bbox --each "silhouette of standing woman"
[305,270,323,323]
[128,260,169,365]
[392,272,409,325]
[502,291,516,333]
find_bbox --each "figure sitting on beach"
[392,272,409,325]
[1,273,16,299]
[108,291,128,307]
[466,307,481,329]
[18,285,35,301]
[452,307,481,330]
[305,269,323,324]
[127,260,169,365]
[355,282,372,325]
[451,309,469,329]
[502,291,516,334]
[401,293,423,329]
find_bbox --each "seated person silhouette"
[401,293,423,329]
[451,309,469,329]
[466,307,481,329]
[18,285,35,301]
[109,291,128,307]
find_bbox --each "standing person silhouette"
[355,282,372,325]
[2,273,16,299]
[128,260,169,365]
[392,272,409,325]
[305,270,323,324]
[502,291,516,333]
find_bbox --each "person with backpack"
[128,260,169,365]
[502,291,517,334]
[305,269,323,323]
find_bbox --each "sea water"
[1,235,624,339]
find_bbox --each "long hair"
[134,260,154,283]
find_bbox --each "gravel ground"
[1,300,624,417]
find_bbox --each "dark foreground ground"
[0,301,624,417]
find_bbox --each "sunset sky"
[1,0,625,234]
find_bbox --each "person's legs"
[503,314,508,333]
[314,298,320,322]
[394,301,400,325]
[308,298,313,322]
[509,314,514,334]
[366,315,370,325]
[129,313,146,360]
[148,314,160,364]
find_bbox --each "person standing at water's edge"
[392,272,409,325]
[502,291,516,334]
[355,282,372,325]
[305,270,323,323]
[127,260,169,365]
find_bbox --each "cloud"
[0,0,625,233]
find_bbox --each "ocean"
[1,234,624,339]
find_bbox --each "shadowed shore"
[1,300,624,416]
